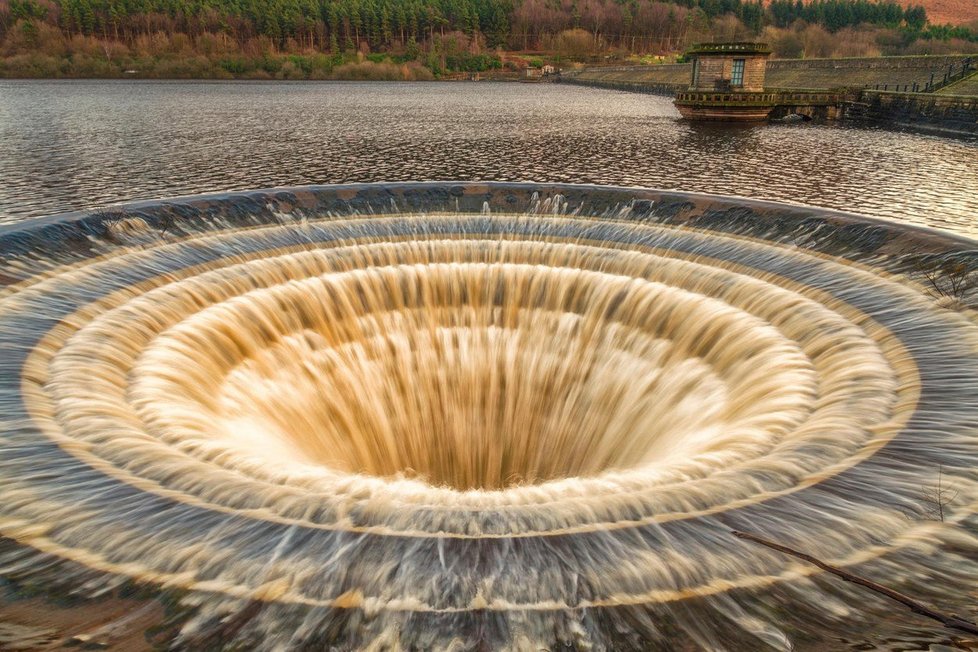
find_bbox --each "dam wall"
[766,54,974,91]
[848,90,978,136]
[561,64,688,96]
[565,54,978,137]
[567,54,977,93]
[938,71,978,96]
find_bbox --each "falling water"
[1,183,977,650]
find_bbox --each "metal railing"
[864,58,975,94]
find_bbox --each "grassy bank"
[0,48,438,80]
[0,25,512,80]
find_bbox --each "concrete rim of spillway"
[1,181,975,255]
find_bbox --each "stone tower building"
[687,42,771,92]
[675,42,776,121]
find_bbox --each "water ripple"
[1,80,976,237]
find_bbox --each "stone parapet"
[851,90,978,136]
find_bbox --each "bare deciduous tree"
[905,252,978,308]
[905,465,959,523]
[733,530,978,636]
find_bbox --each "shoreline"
[0,76,522,82]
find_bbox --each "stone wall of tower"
[742,57,767,91]
[690,57,724,90]
[690,55,767,91]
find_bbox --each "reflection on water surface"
[1,80,976,236]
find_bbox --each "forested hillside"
[2,0,934,50]
[0,0,975,79]
[894,0,978,25]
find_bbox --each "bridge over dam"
[561,54,978,136]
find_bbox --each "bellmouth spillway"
[0,182,976,650]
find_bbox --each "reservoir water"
[1,80,978,651]
[1,80,977,235]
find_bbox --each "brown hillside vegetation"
[902,0,978,26]
[763,0,978,25]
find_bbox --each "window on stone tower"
[731,59,745,87]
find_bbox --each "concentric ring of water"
[1,183,977,650]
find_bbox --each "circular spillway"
[1,183,977,650]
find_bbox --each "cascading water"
[0,182,977,650]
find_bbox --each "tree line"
[768,0,926,32]
[5,0,512,50]
[1,0,940,54]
